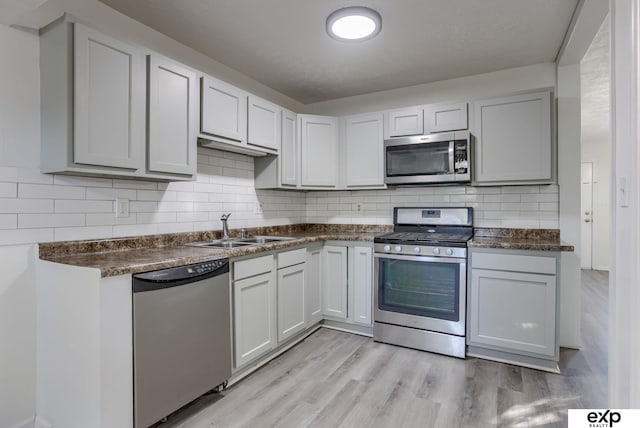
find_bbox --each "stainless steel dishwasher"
[132,259,231,428]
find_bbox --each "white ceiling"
[98,0,579,104]
[581,17,609,144]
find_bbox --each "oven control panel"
[374,243,466,258]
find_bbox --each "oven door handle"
[374,252,466,264]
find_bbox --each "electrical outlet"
[355,203,362,212]
[255,202,263,214]
[116,198,130,218]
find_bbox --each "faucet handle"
[220,213,232,220]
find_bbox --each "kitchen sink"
[239,236,296,244]
[185,236,295,249]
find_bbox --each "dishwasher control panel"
[133,259,229,285]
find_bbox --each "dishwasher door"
[133,260,231,428]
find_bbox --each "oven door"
[374,253,466,336]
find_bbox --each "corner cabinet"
[40,18,196,181]
[147,55,198,177]
[322,245,348,319]
[300,115,339,188]
[305,245,323,326]
[467,248,560,372]
[254,109,299,189]
[342,113,385,188]
[472,90,553,185]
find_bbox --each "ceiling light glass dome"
[326,6,382,42]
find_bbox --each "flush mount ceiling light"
[326,6,382,42]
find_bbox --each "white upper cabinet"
[280,110,298,187]
[342,113,385,188]
[472,90,553,184]
[424,102,468,133]
[300,115,338,187]
[384,107,424,138]
[73,23,145,170]
[200,75,247,144]
[247,95,281,152]
[40,18,195,181]
[147,55,197,176]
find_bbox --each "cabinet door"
[473,91,552,183]
[300,115,338,187]
[305,246,322,325]
[233,272,276,367]
[277,263,306,343]
[385,107,423,137]
[424,102,468,133]
[351,246,373,326]
[344,113,384,187]
[73,23,144,170]
[248,95,281,151]
[322,246,348,319]
[201,76,247,143]
[280,110,298,187]
[469,268,556,356]
[147,55,197,176]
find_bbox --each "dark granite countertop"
[38,225,573,278]
[468,228,574,252]
[38,224,390,277]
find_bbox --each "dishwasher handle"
[133,259,229,293]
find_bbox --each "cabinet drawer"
[472,252,556,275]
[234,254,274,280]
[277,248,306,269]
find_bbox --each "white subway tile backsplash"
[86,213,137,226]
[55,200,113,213]
[0,199,53,213]
[54,226,113,242]
[19,213,85,228]
[0,182,17,198]
[0,214,17,229]
[0,228,54,245]
[19,183,85,200]
[0,149,560,246]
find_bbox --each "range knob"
[432,248,441,255]
[383,245,391,252]
[394,245,402,252]
[414,247,421,254]
[446,248,454,256]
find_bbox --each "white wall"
[581,140,610,270]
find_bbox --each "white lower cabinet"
[277,249,307,343]
[306,245,323,326]
[322,245,348,319]
[467,248,560,371]
[350,246,373,326]
[233,255,277,368]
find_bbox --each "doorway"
[580,162,593,269]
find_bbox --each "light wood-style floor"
[156,270,608,428]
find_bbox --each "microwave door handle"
[448,141,455,173]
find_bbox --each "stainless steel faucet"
[220,213,231,241]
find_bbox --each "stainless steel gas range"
[373,207,473,358]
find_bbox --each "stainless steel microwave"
[384,130,471,185]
